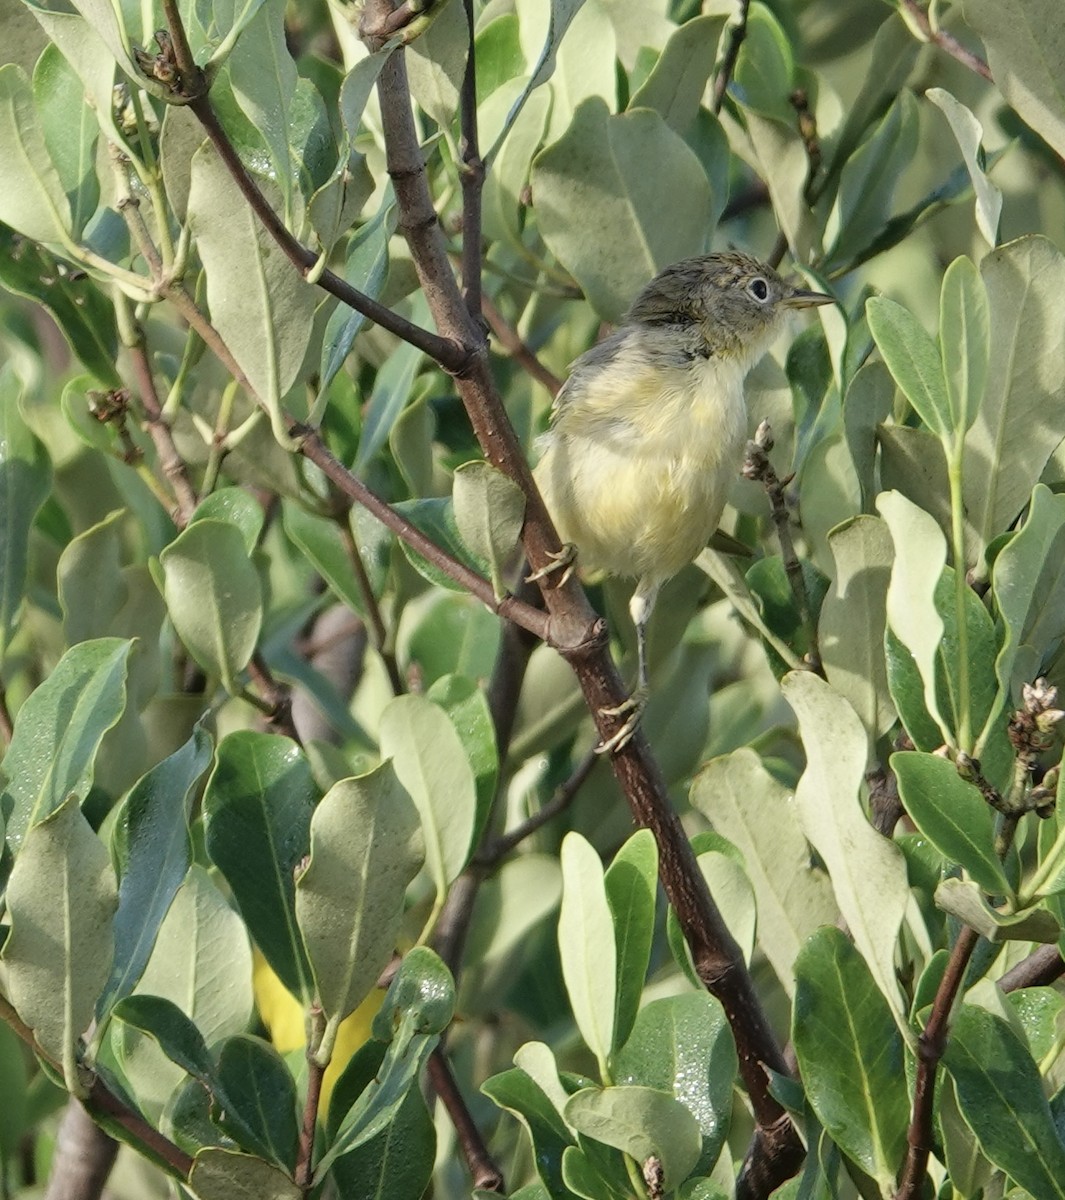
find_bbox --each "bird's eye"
[747,277,770,302]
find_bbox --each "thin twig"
[482,294,563,397]
[247,653,299,739]
[458,0,484,320]
[296,1009,327,1190]
[742,421,821,673]
[896,926,979,1200]
[338,520,404,696]
[475,748,598,867]
[897,0,993,81]
[998,944,1065,991]
[427,1049,504,1192]
[711,0,751,114]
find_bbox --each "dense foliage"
[2,1,1065,1199]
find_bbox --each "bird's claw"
[595,687,649,755]
[526,543,577,587]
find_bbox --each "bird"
[533,251,833,752]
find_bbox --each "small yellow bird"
[534,251,833,750]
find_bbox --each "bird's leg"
[596,582,657,754]
[525,543,578,586]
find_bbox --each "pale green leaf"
[781,672,910,1023]
[453,461,526,600]
[866,296,950,438]
[187,1148,302,1200]
[0,63,71,245]
[2,796,117,1090]
[558,832,616,1071]
[926,89,1002,246]
[939,255,990,437]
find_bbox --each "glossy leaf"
[944,1003,1065,1197]
[892,751,1008,896]
[114,994,214,1083]
[295,764,422,1054]
[2,796,117,1088]
[558,832,617,1071]
[612,993,736,1175]
[532,99,712,323]
[203,732,318,1002]
[329,1085,434,1200]
[793,928,907,1191]
[481,1067,573,1199]
[603,830,656,1053]
[0,366,50,659]
[690,750,837,996]
[160,519,262,693]
[190,488,265,555]
[781,672,909,1021]
[378,694,477,900]
[1,637,131,852]
[100,728,214,1015]
[215,1035,298,1170]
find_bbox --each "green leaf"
[481,1066,573,1200]
[186,1147,302,1200]
[732,1,794,122]
[531,99,713,323]
[160,519,263,693]
[926,89,1002,246]
[329,1084,435,1200]
[564,1085,702,1192]
[203,731,318,1002]
[0,63,72,245]
[934,878,1060,943]
[100,728,213,1015]
[603,830,656,1054]
[354,299,427,473]
[819,516,896,742]
[866,295,950,438]
[0,365,50,659]
[1,637,132,852]
[826,91,919,269]
[191,488,265,555]
[892,751,1008,896]
[32,44,98,238]
[628,16,724,135]
[877,490,949,745]
[964,236,1065,556]
[452,461,526,600]
[2,795,117,1091]
[781,672,909,1021]
[558,832,617,1072]
[944,1003,1065,1197]
[317,949,453,1179]
[214,1035,298,1170]
[425,674,498,852]
[57,510,127,646]
[295,764,422,1053]
[690,750,837,997]
[612,993,736,1175]
[939,255,990,438]
[281,502,369,617]
[392,496,491,592]
[187,140,316,443]
[378,694,477,902]
[113,994,215,1084]
[793,928,908,1191]
[406,0,469,128]
[316,193,396,404]
[962,0,1065,160]
[992,485,1065,714]
[486,0,586,161]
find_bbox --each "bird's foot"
[525,543,577,587]
[595,686,649,755]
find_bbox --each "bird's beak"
[785,286,834,309]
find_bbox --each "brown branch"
[482,294,563,397]
[711,0,751,114]
[896,926,979,1200]
[359,0,437,49]
[296,1009,327,1190]
[998,944,1065,991]
[370,35,805,1200]
[458,0,484,320]
[897,0,993,81]
[44,1102,118,1200]
[427,1049,504,1192]
[126,339,199,524]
